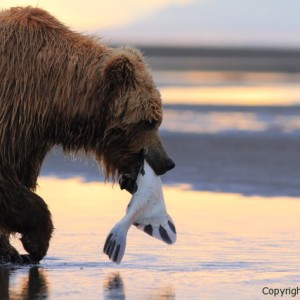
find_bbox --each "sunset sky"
[1,0,300,47]
[1,0,191,30]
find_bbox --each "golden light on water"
[160,85,300,106]
[33,177,300,239]
[35,177,300,273]
[8,177,300,299]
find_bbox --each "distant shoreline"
[137,45,300,58]
[117,45,300,73]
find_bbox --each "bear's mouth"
[118,148,146,194]
[119,173,138,194]
[118,147,175,194]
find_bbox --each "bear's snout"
[155,158,175,175]
[165,158,175,172]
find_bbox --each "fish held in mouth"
[103,160,176,264]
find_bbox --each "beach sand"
[162,131,300,197]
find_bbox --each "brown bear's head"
[98,47,174,192]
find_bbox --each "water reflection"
[162,106,300,134]
[160,85,300,106]
[0,266,48,299]
[4,179,300,299]
[103,272,125,300]
[145,286,176,300]
[103,272,175,300]
[154,69,300,106]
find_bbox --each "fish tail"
[103,221,129,264]
[134,215,177,245]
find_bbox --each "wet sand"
[161,131,300,197]
[1,178,300,299]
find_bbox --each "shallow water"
[154,70,300,106]
[2,57,300,299]
[38,67,300,198]
[2,178,300,299]
[162,105,300,135]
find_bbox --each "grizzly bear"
[0,6,174,264]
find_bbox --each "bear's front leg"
[0,234,23,264]
[18,188,54,262]
[0,166,54,263]
[0,234,33,264]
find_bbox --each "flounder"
[103,160,176,264]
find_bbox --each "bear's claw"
[0,248,37,265]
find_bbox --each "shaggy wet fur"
[0,7,174,263]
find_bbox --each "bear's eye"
[143,120,157,129]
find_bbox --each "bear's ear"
[104,51,136,89]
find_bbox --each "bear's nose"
[166,158,175,171]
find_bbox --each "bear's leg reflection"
[0,266,48,299]
[103,272,125,300]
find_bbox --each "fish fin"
[103,222,128,264]
[134,215,176,245]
